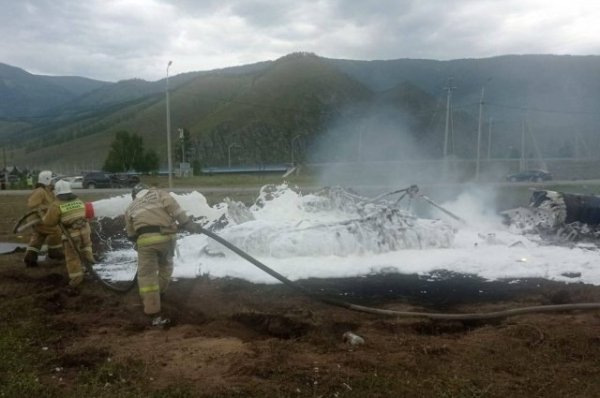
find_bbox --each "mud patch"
[231,312,312,339]
[300,271,590,309]
[35,291,66,314]
[77,325,253,389]
[0,269,65,286]
[411,320,474,335]
[58,347,110,369]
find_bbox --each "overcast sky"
[1,0,598,82]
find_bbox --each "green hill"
[2,53,600,172]
[0,63,108,118]
[8,53,379,170]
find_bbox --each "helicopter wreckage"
[89,184,458,259]
[501,190,600,246]
[87,185,600,260]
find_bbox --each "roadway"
[1,179,599,197]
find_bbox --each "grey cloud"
[0,0,597,81]
[229,0,292,27]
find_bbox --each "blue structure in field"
[201,164,291,175]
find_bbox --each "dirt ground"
[3,192,600,397]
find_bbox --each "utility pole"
[487,117,493,159]
[526,117,547,171]
[2,147,7,187]
[358,130,363,161]
[520,117,526,171]
[475,86,485,181]
[228,143,240,168]
[165,60,173,188]
[443,78,456,178]
[179,128,185,163]
[291,135,300,165]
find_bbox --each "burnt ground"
[3,193,600,397]
[3,252,600,398]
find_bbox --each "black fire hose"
[58,222,137,293]
[199,227,600,321]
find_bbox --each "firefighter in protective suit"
[42,179,95,287]
[125,184,202,326]
[23,170,64,267]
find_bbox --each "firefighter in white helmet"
[42,179,95,287]
[125,183,202,326]
[23,170,64,267]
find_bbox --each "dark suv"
[506,169,552,182]
[82,172,113,189]
[110,173,141,188]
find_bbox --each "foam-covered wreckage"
[501,190,600,244]
[89,184,457,259]
[199,185,456,258]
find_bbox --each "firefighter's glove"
[182,221,204,235]
[127,235,138,251]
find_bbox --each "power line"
[487,102,600,116]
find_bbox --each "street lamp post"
[487,117,493,159]
[228,143,240,168]
[165,60,173,188]
[475,86,485,181]
[179,128,185,163]
[443,77,455,180]
[475,78,492,181]
[291,135,300,165]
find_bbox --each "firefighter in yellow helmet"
[42,179,95,287]
[23,170,64,267]
[125,184,202,326]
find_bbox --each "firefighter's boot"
[69,275,84,287]
[24,250,39,268]
[47,248,65,261]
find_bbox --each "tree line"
[103,131,159,173]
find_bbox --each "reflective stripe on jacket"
[139,284,160,294]
[43,198,88,237]
[137,233,176,247]
[59,199,86,225]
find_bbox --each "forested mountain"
[1,53,599,171]
[0,63,108,118]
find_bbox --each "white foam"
[93,186,600,286]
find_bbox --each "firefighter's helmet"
[131,183,149,199]
[38,170,53,186]
[54,179,72,196]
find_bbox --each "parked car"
[82,172,113,189]
[63,176,83,189]
[110,173,141,188]
[506,169,553,182]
